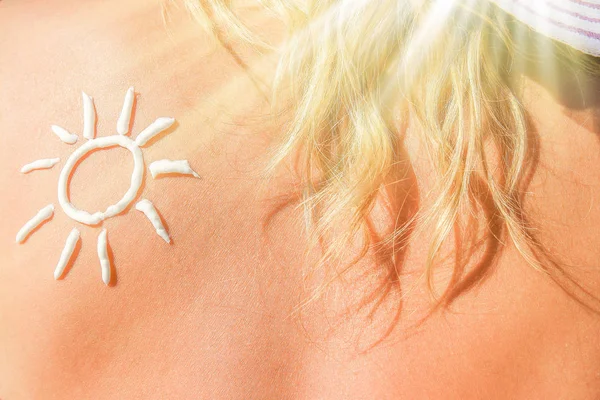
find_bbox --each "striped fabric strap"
[490,0,600,56]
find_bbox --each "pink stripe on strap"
[492,0,600,55]
[566,0,600,11]
[548,2,600,23]
[513,0,600,40]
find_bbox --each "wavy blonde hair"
[180,0,599,309]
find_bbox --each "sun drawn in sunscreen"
[16,87,200,285]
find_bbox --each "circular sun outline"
[59,135,144,225]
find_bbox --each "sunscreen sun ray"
[135,117,175,147]
[135,199,170,243]
[15,204,54,243]
[54,228,80,280]
[117,86,135,135]
[51,125,78,144]
[20,158,60,173]
[82,91,96,140]
[97,229,111,285]
[149,159,200,179]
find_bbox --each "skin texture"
[1,0,600,399]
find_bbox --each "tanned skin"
[1,1,600,398]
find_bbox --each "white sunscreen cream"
[15,87,190,285]
[54,228,80,280]
[97,229,111,285]
[149,159,200,179]
[58,135,144,225]
[15,204,54,243]
[51,125,78,144]
[82,92,95,140]
[135,117,175,147]
[135,199,170,243]
[117,87,135,135]
[21,158,60,173]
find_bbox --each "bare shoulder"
[0,0,286,290]
[0,0,287,290]
[0,1,305,398]
[3,1,600,399]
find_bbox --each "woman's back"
[2,0,600,398]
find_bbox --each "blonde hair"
[180,0,599,310]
